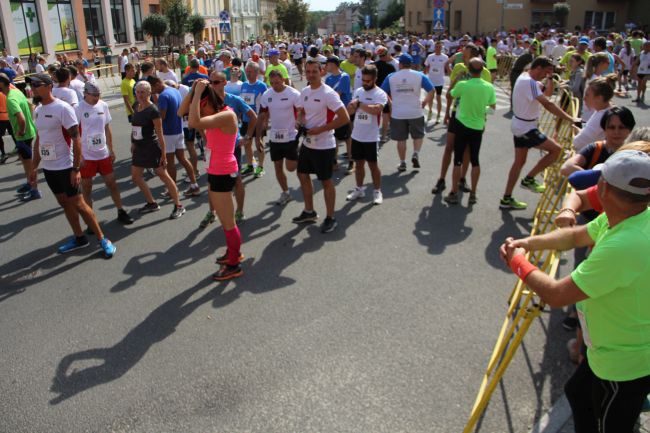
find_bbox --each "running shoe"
[521,177,546,193]
[183,185,201,197]
[468,193,478,205]
[444,192,459,205]
[199,211,216,228]
[397,161,407,172]
[254,166,265,178]
[346,161,355,174]
[292,210,318,223]
[458,178,471,193]
[499,196,528,210]
[100,237,116,258]
[235,210,245,224]
[16,183,31,194]
[240,164,254,176]
[346,187,365,201]
[170,205,186,219]
[431,178,446,194]
[139,202,160,214]
[373,190,383,205]
[19,189,42,202]
[213,264,243,281]
[215,251,245,265]
[160,190,171,199]
[117,209,134,224]
[58,236,90,254]
[427,109,433,122]
[276,191,293,206]
[320,216,338,233]
[411,154,420,169]
[642,395,650,412]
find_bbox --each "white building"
[227,0,261,43]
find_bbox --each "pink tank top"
[205,110,238,176]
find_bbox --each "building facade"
[1,0,161,59]
[259,0,278,36]
[226,0,261,43]
[191,0,227,43]
[405,0,650,35]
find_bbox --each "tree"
[379,0,404,29]
[186,14,206,44]
[142,13,169,46]
[262,22,273,35]
[166,0,191,46]
[276,0,309,36]
[553,2,570,28]
[306,11,330,35]
[357,0,378,30]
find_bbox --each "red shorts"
[80,157,113,179]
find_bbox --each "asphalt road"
[0,81,647,433]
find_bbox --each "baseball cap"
[26,73,53,86]
[278,43,286,49]
[579,36,590,45]
[398,53,413,65]
[600,150,650,196]
[268,49,280,56]
[83,82,101,95]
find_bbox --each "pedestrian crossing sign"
[219,22,231,33]
[433,20,444,31]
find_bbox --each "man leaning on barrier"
[499,149,650,433]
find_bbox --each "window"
[132,0,144,42]
[109,0,127,43]
[149,4,159,14]
[83,0,106,48]
[0,20,5,51]
[10,1,44,55]
[408,11,412,26]
[584,10,616,31]
[531,10,555,30]
[454,10,461,31]
[47,0,78,51]
[417,11,421,25]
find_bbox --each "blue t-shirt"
[224,92,254,146]
[181,72,209,87]
[0,67,16,82]
[325,72,351,105]
[157,86,182,135]
[240,80,267,123]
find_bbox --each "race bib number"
[40,143,56,161]
[132,126,143,140]
[395,83,415,94]
[87,133,106,150]
[431,67,440,74]
[411,50,418,56]
[241,93,255,105]
[356,111,372,125]
[271,129,289,142]
[577,309,592,348]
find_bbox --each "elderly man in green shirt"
[443,57,496,205]
[500,149,650,433]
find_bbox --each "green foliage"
[276,0,309,35]
[357,0,378,29]
[379,0,404,29]
[306,10,330,34]
[186,14,206,40]
[166,0,191,38]
[142,13,170,42]
[553,2,570,18]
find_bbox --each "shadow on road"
[484,211,532,271]
[412,194,472,255]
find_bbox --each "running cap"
[579,36,590,45]
[26,73,53,86]
[268,49,280,56]
[398,53,413,64]
[83,82,101,95]
[599,150,650,196]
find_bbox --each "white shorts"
[163,133,185,153]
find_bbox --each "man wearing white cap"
[500,149,650,433]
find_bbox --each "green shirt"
[572,209,650,381]
[340,60,357,86]
[178,54,188,75]
[449,63,492,112]
[629,38,643,58]
[120,78,136,114]
[486,46,497,70]
[559,49,591,79]
[6,89,35,141]
[264,63,289,84]
[449,78,496,130]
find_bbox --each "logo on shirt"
[268,98,272,102]
[84,112,89,118]
[314,98,321,102]
[304,96,308,101]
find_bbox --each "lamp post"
[447,0,453,35]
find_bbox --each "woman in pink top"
[188,79,242,281]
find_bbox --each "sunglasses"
[30,82,47,88]
[210,80,225,85]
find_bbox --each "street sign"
[219,22,231,33]
[219,10,230,22]
[434,0,445,8]
[433,20,444,31]
[365,14,370,29]
[433,8,444,23]
[504,3,523,9]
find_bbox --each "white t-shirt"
[35,63,45,73]
[353,68,363,92]
[289,43,303,59]
[542,39,557,57]
[120,55,129,72]
[157,70,179,83]
[351,86,388,143]
[382,69,433,119]
[424,53,448,87]
[307,54,327,65]
[295,84,344,150]
[177,84,190,128]
[339,46,351,59]
[619,47,635,70]
[511,72,543,136]
[638,51,650,74]
[551,44,568,62]
[573,108,606,152]
[75,99,112,160]
[260,85,301,142]
[315,38,323,50]
[253,43,263,55]
[282,59,293,75]
[69,78,85,102]
[34,99,78,171]
[52,87,79,107]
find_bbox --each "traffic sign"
[219,22,231,33]
[365,14,370,29]
[504,3,523,9]
[433,8,444,22]
[219,10,230,22]
[433,20,444,31]
[434,0,445,8]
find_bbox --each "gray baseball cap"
[600,150,650,196]
[83,81,101,95]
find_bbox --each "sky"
[306,0,347,11]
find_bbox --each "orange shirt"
[0,92,8,121]
[185,65,209,75]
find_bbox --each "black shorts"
[447,111,460,134]
[0,120,13,138]
[43,168,81,197]
[351,139,378,162]
[240,122,265,139]
[183,127,196,141]
[132,142,163,168]
[293,58,303,66]
[434,85,443,96]
[622,70,629,77]
[297,146,335,181]
[208,173,237,192]
[334,123,350,140]
[454,121,483,166]
[269,140,298,161]
[514,128,547,149]
[16,138,33,159]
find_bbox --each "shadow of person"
[484,211,532,271]
[49,276,222,405]
[412,195,473,255]
[381,171,417,199]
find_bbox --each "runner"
[424,41,448,124]
[346,65,388,205]
[264,49,289,85]
[633,41,650,104]
[26,73,116,257]
[239,62,267,178]
[52,68,79,107]
[257,69,301,205]
[129,80,185,219]
[121,63,136,122]
[75,82,134,225]
[188,79,243,281]
[380,53,435,172]
[500,56,579,210]
[290,38,305,80]
[325,56,353,173]
[156,58,178,83]
[294,59,350,233]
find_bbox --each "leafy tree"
[166,0,191,46]
[357,0,378,29]
[553,2,570,28]
[142,13,169,46]
[262,22,273,35]
[379,0,404,29]
[276,0,309,36]
[186,14,206,43]
[306,11,330,35]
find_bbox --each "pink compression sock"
[224,226,241,266]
